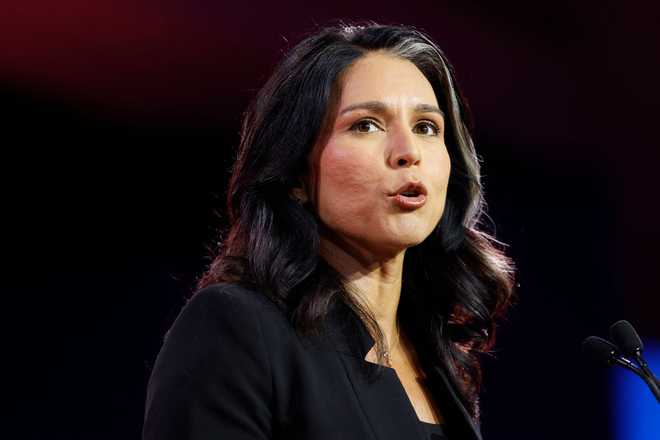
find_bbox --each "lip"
[388,181,428,210]
[392,193,427,210]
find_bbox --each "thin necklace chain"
[383,326,402,367]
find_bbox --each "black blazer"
[142,283,483,440]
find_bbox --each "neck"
[319,233,405,348]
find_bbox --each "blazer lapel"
[427,366,483,440]
[335,353,429,440]
[323,301,483,440]
[324,302,427,440]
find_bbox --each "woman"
[143,23,516,440]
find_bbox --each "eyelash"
[414,120,441,136]
[349,118,441,136]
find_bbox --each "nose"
[387,127,421,168]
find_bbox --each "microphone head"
[582,336,620,366]
[609,320,643,357]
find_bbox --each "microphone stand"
[583,324,660,405]
[629,350,660,403]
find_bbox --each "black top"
[142,283,481,440]
[419,421,449,440]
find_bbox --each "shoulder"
[159,282,296,364]
[144,283,281,439]
[169,282,287,334]
[147,283,286,407]
[183,282,281,315]
[169,282,332,365]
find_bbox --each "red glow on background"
[0,1,269,116]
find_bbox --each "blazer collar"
[323,300,483,440]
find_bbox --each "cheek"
[315,143,382,224]
[436,151,451,190]
[428,149,452,216]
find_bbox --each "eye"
[413,120,441,136]
[350,118,381,134]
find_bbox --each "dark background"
[3,1,659,438]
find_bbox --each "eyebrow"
[338,100,445,118]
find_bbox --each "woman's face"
[308,51,451,259]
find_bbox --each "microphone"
[581,336,619,365]
[610,320,643,356]
[582,322,660,404]
[609,320,660,387]
[581,336,645,377]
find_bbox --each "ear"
[289,180,309,205]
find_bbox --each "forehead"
[337,51,439,108]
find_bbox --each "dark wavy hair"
[197,22,516,421]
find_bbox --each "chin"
[388,220,435,244]
[399,235,428,249]
[379,229,431,253]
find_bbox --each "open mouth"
[390,182,428,210]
